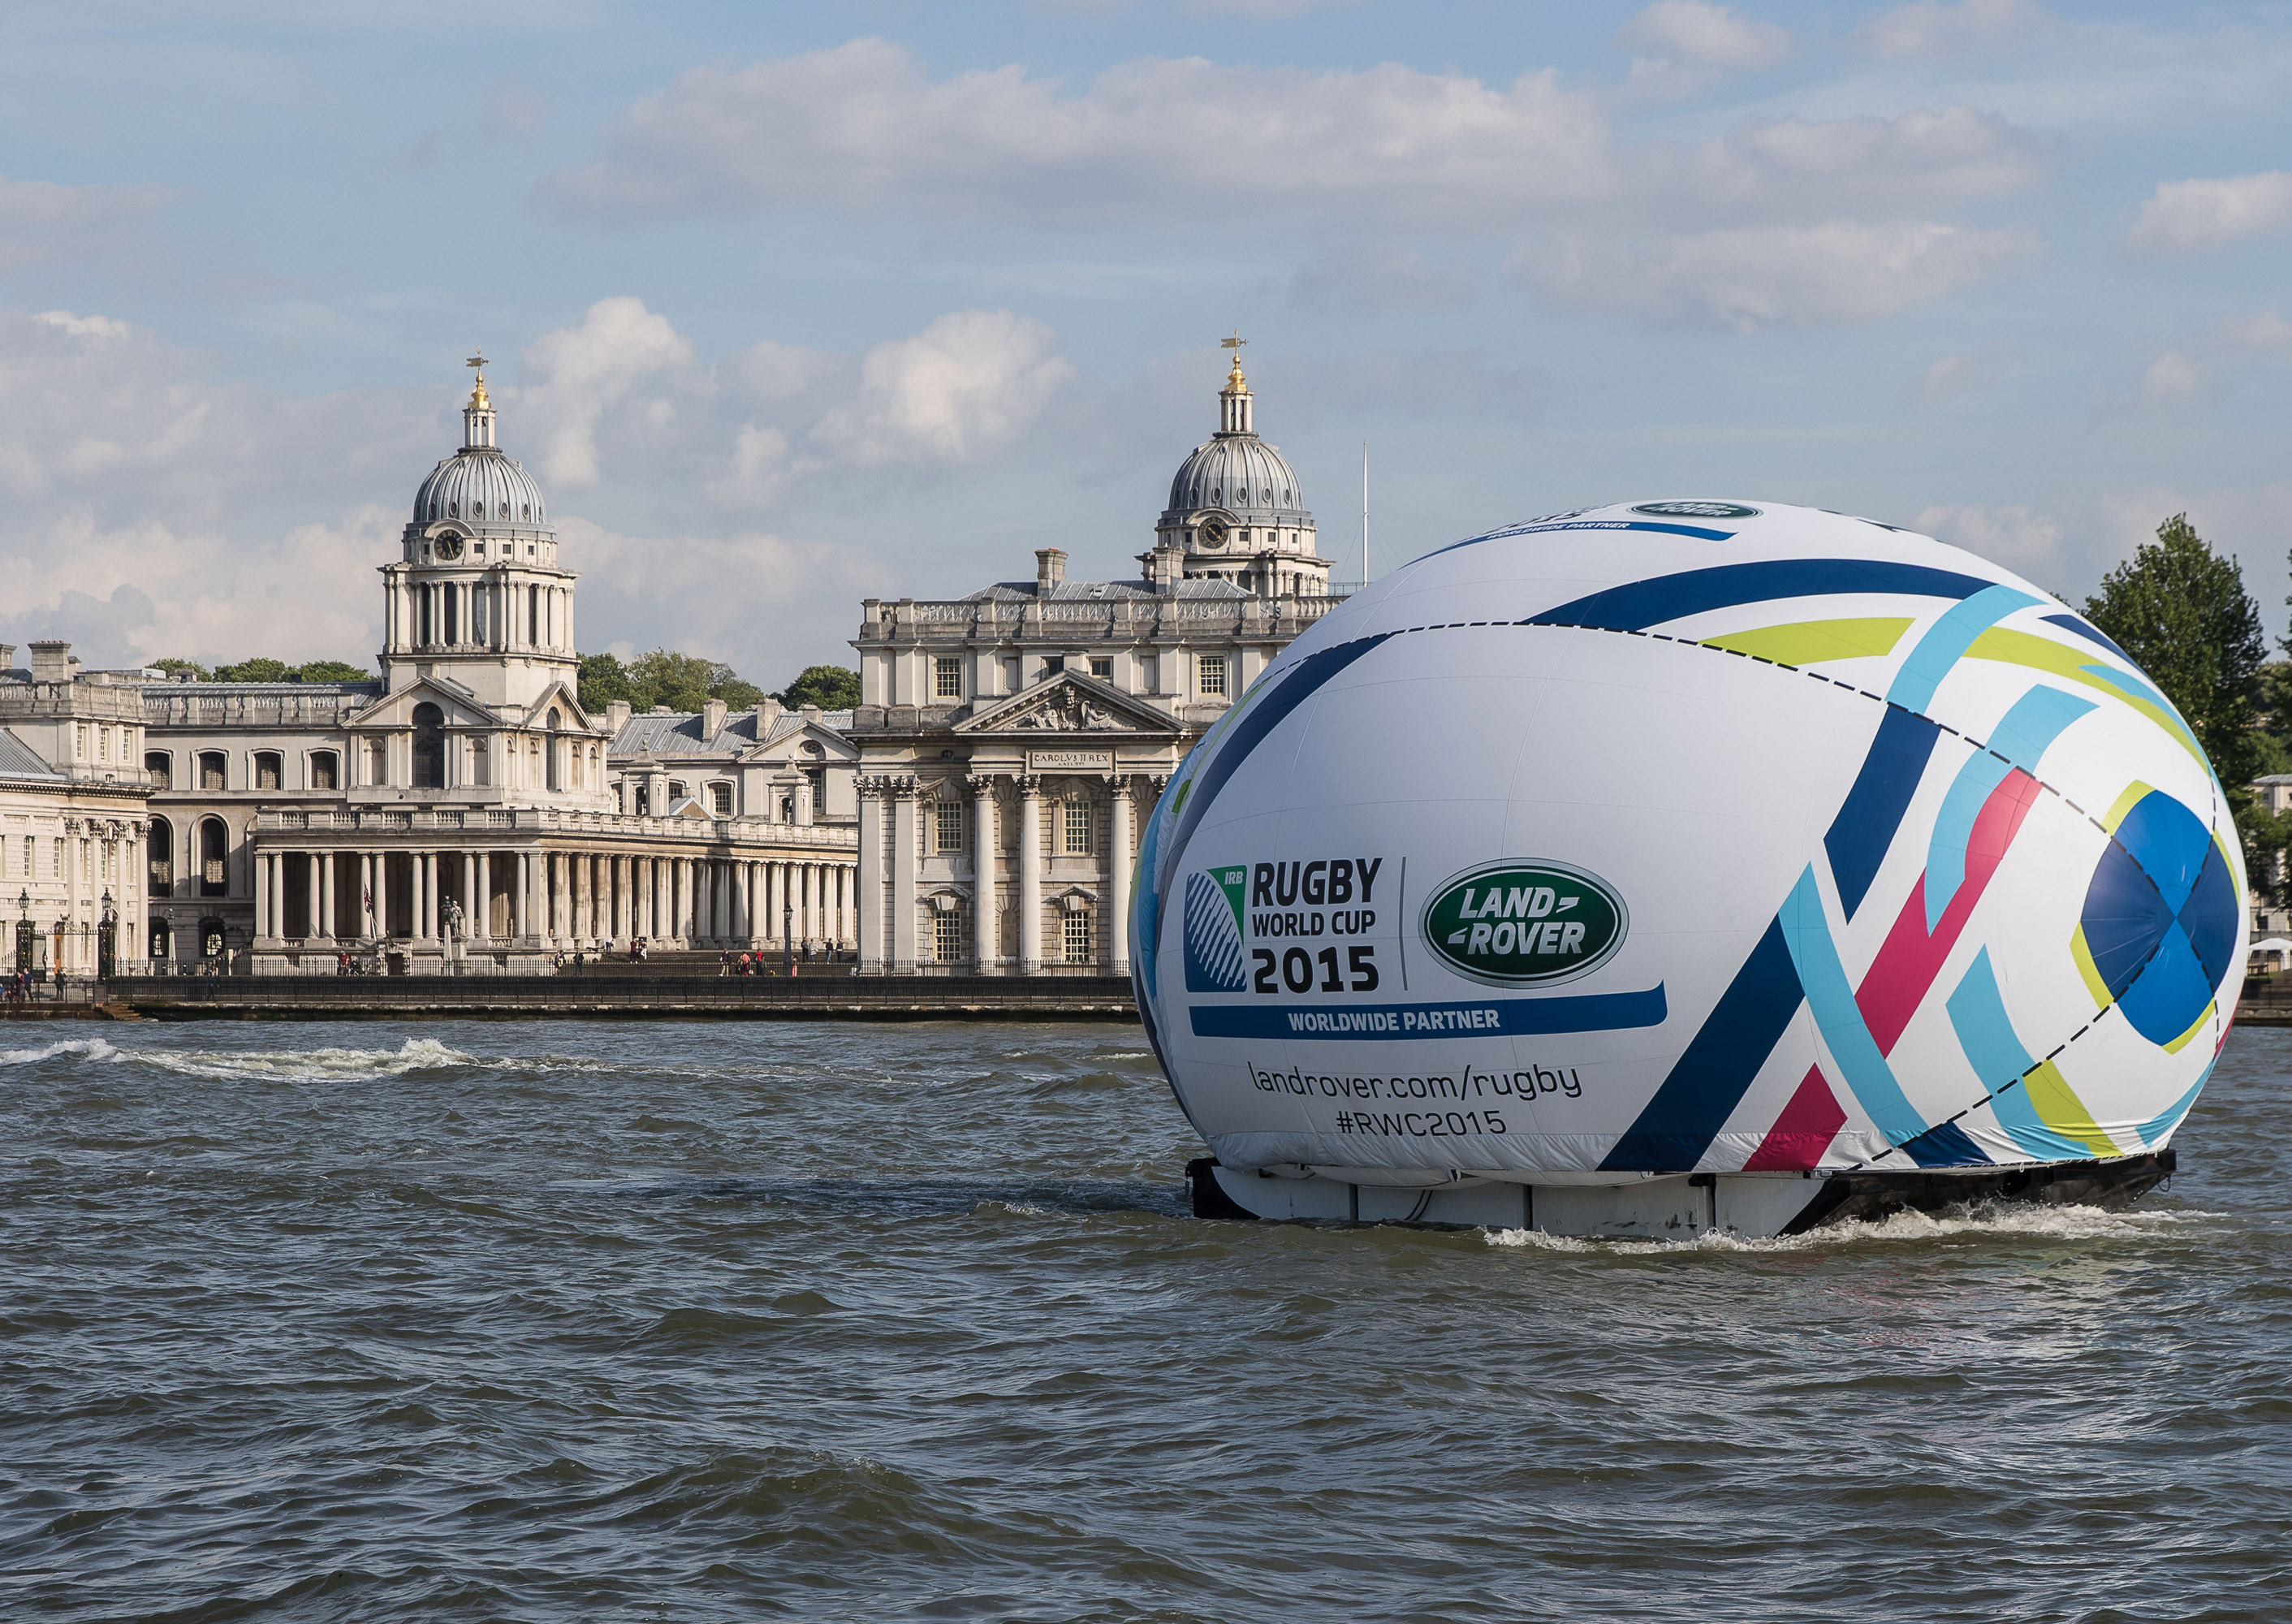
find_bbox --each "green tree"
[610,647,767,714]
[776,664,861,710]
[210,656,294,683]
[2083,515,2268,804]
[578,651,635,712]
[150,657,207,679]
[291,659,371,683]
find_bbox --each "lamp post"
[98,889,117,981]
[13,888,28,978]
[782,884,794,978]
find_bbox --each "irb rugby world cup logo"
[1184,866,1250,991]
[1422,861,1627,987]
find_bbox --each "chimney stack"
[28,641,76,685]
[605,698,632,733]
[0,645,15,674]
[701,698,728,738]
[1035,548,1067,592]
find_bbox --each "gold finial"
[465,350,490,410]
[1221,330,1248,391]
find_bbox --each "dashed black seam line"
[1290,614,2224,1171]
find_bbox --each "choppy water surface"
[2,1017,2288,1622]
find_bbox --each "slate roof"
[611,709,854,758]
[0,728,65,782]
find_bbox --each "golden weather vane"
[1221,330,1247,387]
[464,350,489,408]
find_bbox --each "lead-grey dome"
[1165,434,1305,518]
[412,447,548,530]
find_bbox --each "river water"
[2,1017,2286,1622]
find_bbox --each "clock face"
[1199,517,1228,550]
[434,537,464,562]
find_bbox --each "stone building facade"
[845,353,1349,974]
[137,366,857,973]
[0,641,155,978]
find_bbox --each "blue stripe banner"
[1189,986,1666,1041]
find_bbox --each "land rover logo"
[1421,861,1627,987]
[1630,501,1759,520]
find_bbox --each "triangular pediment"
[512,680,602,734]
[347,679,495,730]
[957,672,1175,736]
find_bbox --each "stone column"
[891,781,917,970]
[550,853,568,943]
[855,780,883,969]
[319,852,336,942]
[1108,776,1133,975]
[254,850,271,943]
[475,852,491,941]
[421,853,438,941]
[573,853,589,941]
[1017,775,1042,974]
[512,852,529,940]
[969,775,997,970]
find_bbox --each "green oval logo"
[1421,862,1627,987]
[1630,500,1759,520]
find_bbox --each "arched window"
[309,750,339,791]
[145,750,170,789]
[254,751,282,791]
[198,751,226,791]
[148,818,172,896]
[412,702,445,789]
[545,708,561,792]
[198,818,229,898]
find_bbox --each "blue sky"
[5,0,2290,685]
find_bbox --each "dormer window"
[522,503,531,520]
[448,500,458,517]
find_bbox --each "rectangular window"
[20,836,29,877]
[310,751,339,791]
[74,724,86,758]
[255,753,282,791]
[1064,909,1093,964]
[711,783,733,815]
[1063,801,1092,856]
[147,751,170,788]
[935,800,964,853]
[1198,654,1228,697]
[102,842,114,882]
[97,728,109,762]
[369,740,388,785]
[1090,656,1113,680]
[934,656,963,700]
[444,585,460,645]
[54,838,63,878]
[1043,656,1064,676]
[934,909,965,964]
[199,752,226,791]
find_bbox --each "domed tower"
[380,355,581,713]
[1142,337,1331,596]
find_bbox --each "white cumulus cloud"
[543,42,2042,330]
[1514,220,2038,330]
[1913,503,2064,574]
[1858,0,2059,60]
[2128,171,2292,255]
[1618,2,1790,71]
[812,310,1074,469]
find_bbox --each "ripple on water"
[0,1017,2284,1623]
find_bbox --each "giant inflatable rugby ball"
[1132,500,2242,1235]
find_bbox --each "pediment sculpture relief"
[1008,688,1125,731]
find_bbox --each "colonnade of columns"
[250,846,854,952]
[857,771,1155,974]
